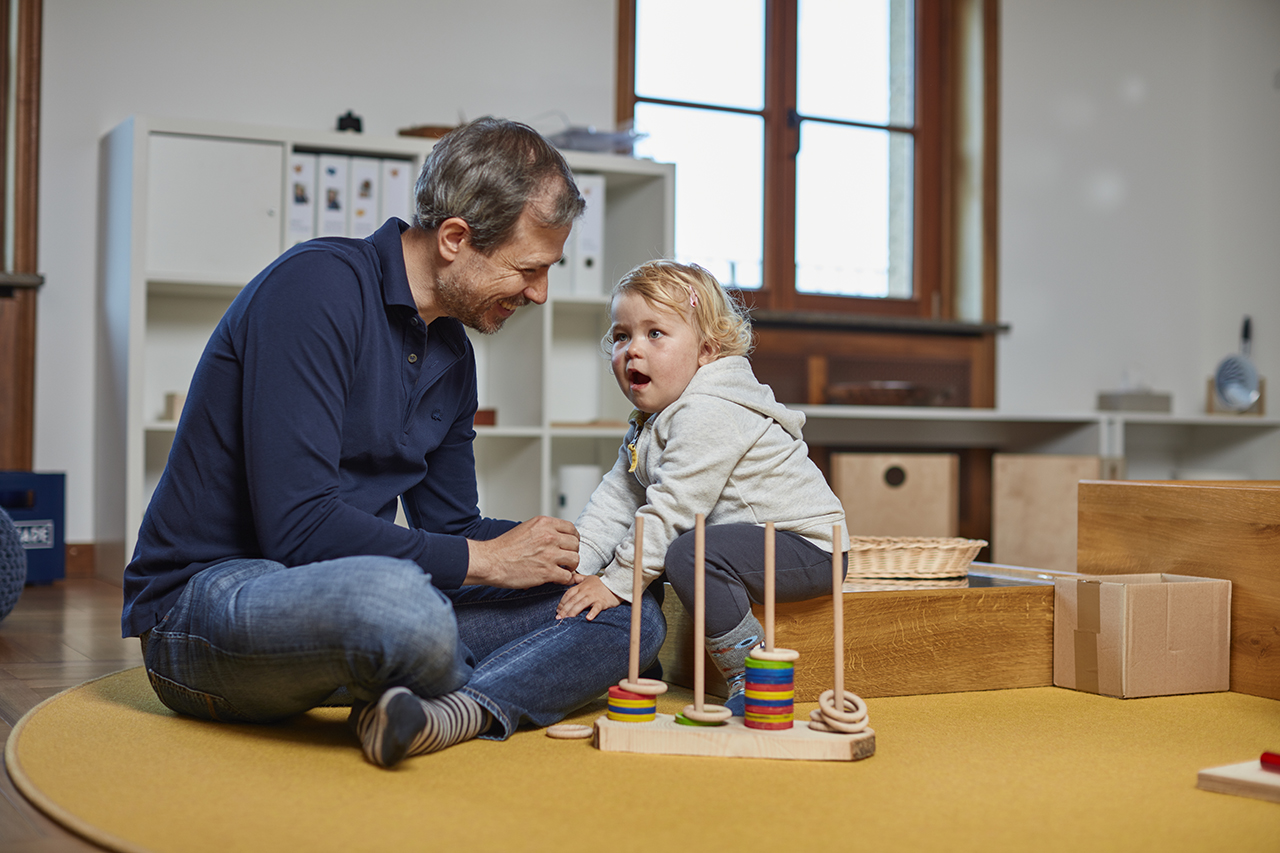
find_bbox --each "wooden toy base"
[593,713,875,761]
[1197,760,1280,804]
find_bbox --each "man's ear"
[436,217,471,262]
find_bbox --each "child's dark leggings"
[663,523,847,637]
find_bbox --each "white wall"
[37,0,615,541]
[1000,0,1280,416]
[35,0,1280,541]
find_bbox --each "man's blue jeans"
[141,556,667,739]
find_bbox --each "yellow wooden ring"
[817,689,869,726]
[545,723,594,739]
[748,645,800,663]
[681,704,732,723]
[618,678,668,696]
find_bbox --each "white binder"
[317,154,350,237]
[349,157,381,238]
[287,152,317,246]
[380,158,414,223]
[572,174,606,296]
[547,246,575,298]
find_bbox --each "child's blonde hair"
[603,260,754,358]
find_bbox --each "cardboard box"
[1054,573,1230,698]
[1077,480,1280,700]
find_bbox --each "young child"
[556,259,849,714]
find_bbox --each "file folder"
[349,157,381,238]
[287,152,317,246]
[317,154,350,237]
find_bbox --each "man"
[121,117,666,768]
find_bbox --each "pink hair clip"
[687,285,698,309]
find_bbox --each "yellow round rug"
[7,667,1279,853]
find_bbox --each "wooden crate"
[658,567,1058,701]
[992,454,1102,572]
[830,453,959,537]
[1077,480,1280,701]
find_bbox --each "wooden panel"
[1077,480,1280,701]
[765,586,1054,699]
[831,452,958,537]
[993,454,1101,573]
[659,580,1055,701]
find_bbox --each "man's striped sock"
[356,687,489,768]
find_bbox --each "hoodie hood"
[674,356,806,439]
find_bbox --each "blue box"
[0,472,65,584]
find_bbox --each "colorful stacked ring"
[743,653,796,730]
[607,685,657,722]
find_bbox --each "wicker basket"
[842,577,970,593]
[845,536,987,580]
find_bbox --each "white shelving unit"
[795,405,1280,480]
[96,116,674,580]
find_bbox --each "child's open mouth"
[628,369,651,388]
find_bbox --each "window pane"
[794,123,913,298]
[635,0,765,110]
[797,0,914,127]
[633,103,764,289]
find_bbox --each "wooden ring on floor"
[618,678,668,695]
[816,689,869,729]
[545,723,594,739]
[748,645,800,662]
[682,704,732,723]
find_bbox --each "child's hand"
[557,574,623,621]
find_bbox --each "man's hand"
[556,574,623,621]
[465,516,581,588]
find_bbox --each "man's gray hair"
[412,117,584,252]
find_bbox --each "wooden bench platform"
[658,565,1063,701]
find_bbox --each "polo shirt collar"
[372,217,468,357]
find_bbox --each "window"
[617,0,995,322]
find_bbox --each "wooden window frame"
[616,0,998,325]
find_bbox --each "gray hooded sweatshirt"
[575,355,849,602]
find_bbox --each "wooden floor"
[0,578,141,852]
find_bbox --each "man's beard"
[434,266,525,335]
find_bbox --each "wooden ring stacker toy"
[545,723,593,739]
[683,513,731,724]
[809,523,871,734]
[619,514,668,699]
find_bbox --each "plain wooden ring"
[817,689,869,725]
[748,645,800,663]
[809,706,868,733]
[618,678,668,696]
[808,708,868,733]
[545,723,594,739]
[682,704,732,723]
